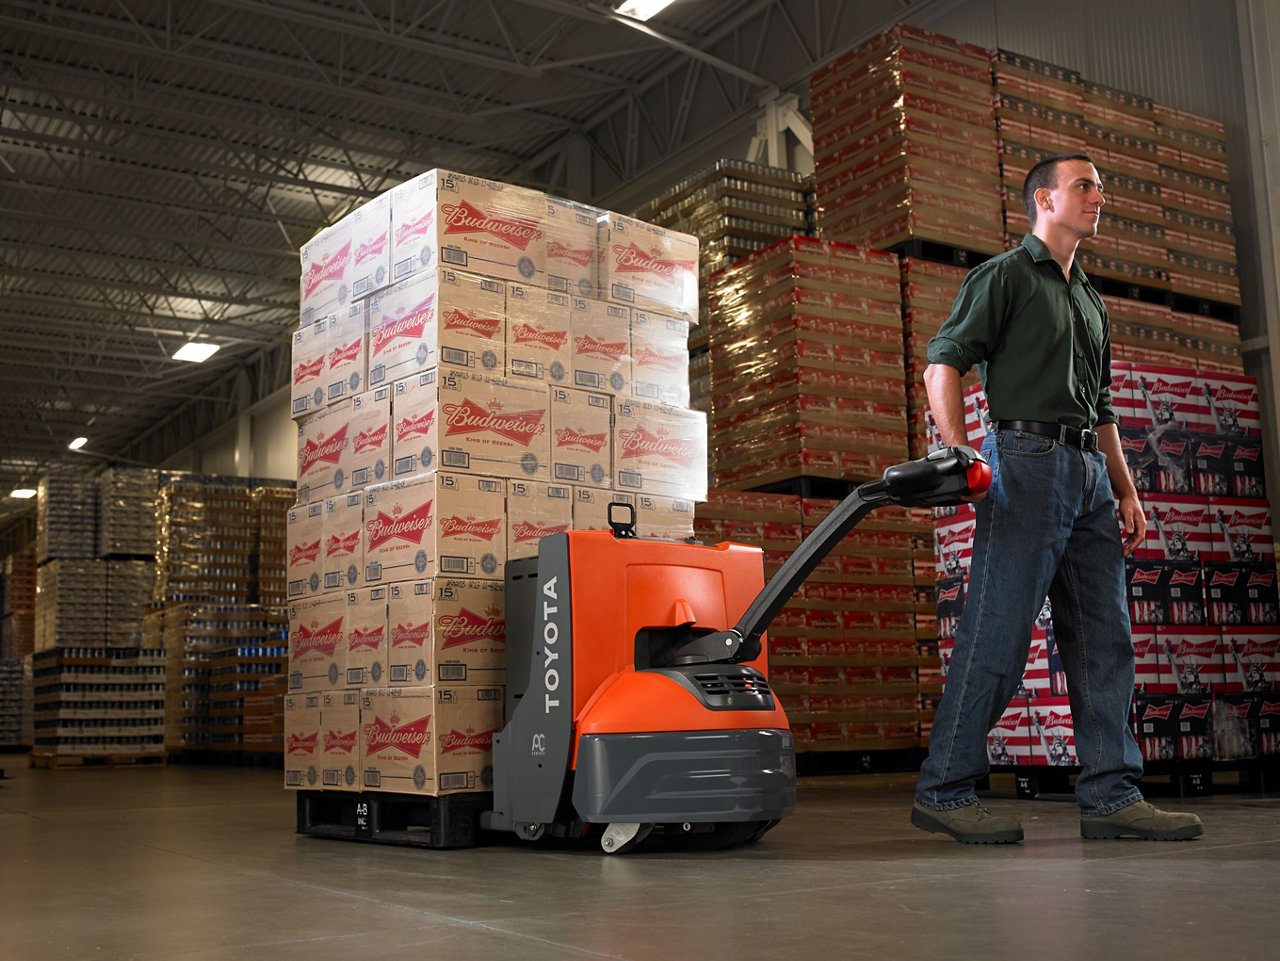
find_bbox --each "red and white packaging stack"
[986,698,1034,766]
[706,236,906,489]
[1028,697,1079,766]
[810,24,1004,254]
[288,169,703,793]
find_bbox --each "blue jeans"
[916,429,1145,816]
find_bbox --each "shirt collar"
[1020,233,1091,285]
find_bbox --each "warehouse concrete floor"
[1,758,1278,961]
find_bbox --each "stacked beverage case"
[284,169,706,796]
[929,365,1278,768]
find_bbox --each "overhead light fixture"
[9,488,36,499]
[68,436,88,450]
[173,342,221,363]
[617,0,677,21]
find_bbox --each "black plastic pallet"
[885,238,996,270]
[296,790,492,849]
[989,756,1280,803]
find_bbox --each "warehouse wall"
[161,389,296,482]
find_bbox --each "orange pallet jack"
[481,445,991,852]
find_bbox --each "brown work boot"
[1080,800,1203,841]
[911,801,1024,844]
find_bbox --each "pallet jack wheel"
[600,822,655,854]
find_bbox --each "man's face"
[1038,159,1106,238]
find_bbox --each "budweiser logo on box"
[1222,628,1280,692]
[571,297,630,395]
[630,309,690,407]
[438,370,550,481]
[1209,497,1274,563]
[319,690,361,789]
[572,486,635,532]
[1030,697,1078,766]
[1197,370,1261,436]
[283,695,322,789]
[933,508,976,578]
[291,317,332,419]
[323,492,364,593]
[288,593,347,692]
[545,195,599,298]
[369,269,505,385]
[345,386,391,491]
[614,399,708,501]
[326,302,367,404]
[345,586,387,687]
[297,400,353,504]
[288,501,325,599]
[387,579,506,686]
[300,220,352,324]
[363,475,436,585]
[1128,363,1208,430]
[507,480,572,560]
[1130,627,1165,691]
[348,192,391,300]
[550,386,612,488]
[598,212,697,320]
[1139,495,1211,561]
[392,369,439,479]
[390,168,547,285]
[360,684,503,795]
[506,283,572,384]
[985,697,1033,764]
[636,494,695,540]
[434,472,506,580]
[1157,626,1227,693]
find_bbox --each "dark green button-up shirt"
[926,234,1116,430]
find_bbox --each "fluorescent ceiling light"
[68,436,88,450]
[9,488,36,499]
[617,0,677,21]
[173,342,221,363]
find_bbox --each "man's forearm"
[923,363,968,447]
[1095,423,1137,501]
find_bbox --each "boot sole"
[1080,820,1204,841]
[911,806,1023,844]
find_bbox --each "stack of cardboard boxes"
[705,236,907,489]
[928,365,1276,768]
[285,169,704,798]
[1,550,36,659]
[810,24,1005,255]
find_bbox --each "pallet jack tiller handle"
[685,446,991,667]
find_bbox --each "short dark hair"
[1023,153,1095,227]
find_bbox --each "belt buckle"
[1079,428,1097,451]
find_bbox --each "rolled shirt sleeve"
[925,258,1008,376]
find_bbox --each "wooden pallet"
[30,752,167,770]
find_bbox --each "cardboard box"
[1133,692,1179,761]
[1221,629,1280,692]
[985,697,1033,765]
[1204,562,1280,626]
[1198,370,1261,436]
[1028,697,1078,766]
[507,283,573,384]
[386,579,506,686]
[1139,495,1211,561]
[1158,626,1226,694]
[300,220,352,325]
[635,493,695,540]
[550,386,612,488]
[1208,497,1274,562]
[322,492,364,594]
[1127,363,1205,430]
[348,192,392,301]
[284,692,322,789]
[571,297,631,395]
[614,399,708,500]
[598,212,698,319]
[507,480,572,561]
[319,689,361,790]
[544,195,599,298]
[390,168,546,285]
[630,309,690,407]
[297,399,353,504]
[345,585,388,688]
[368,268,506,385]
[326,301,368,404]
[1131,626,1164,691]
[435,473,507,580]
[289,593,347,692]
[933,505,975,578]
[363,475,436,585]
[1174,694,1214,760]
[345,385,392,492]
[1230,437,1266,499]
[1126,558,1204,626]
[291,317,331,419]
[287,501,324,599]
[360,684,504,795]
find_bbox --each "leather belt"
[996,420,1100,452]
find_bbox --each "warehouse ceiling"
[0,0,946,532]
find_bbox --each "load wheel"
[600,822,654,854]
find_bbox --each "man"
[912,154,1203,843]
